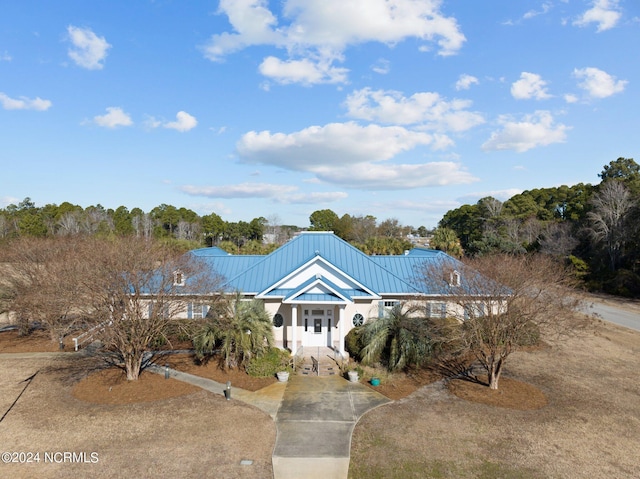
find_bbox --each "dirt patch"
[362,369,441,400]
[0,329,71,352]
[447,375,548,410]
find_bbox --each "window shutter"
[440,303,446,319]
[187,302,193,319]
[378,301,384,318]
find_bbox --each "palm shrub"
[193,293,274,369]
[359,303,436,372]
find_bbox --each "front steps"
[296,347,344,377]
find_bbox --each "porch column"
[338,304,345,356]
[291,304,298,355]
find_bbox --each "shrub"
[345,327,364,361]
[246,347,291,377]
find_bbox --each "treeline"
[0,199,428,256]
[0,200,301,254]
[308,208,425,254]
[435,157,640,296]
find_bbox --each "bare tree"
[57,211,82,236]
[78,237,222,380]
[132,213,154,239]
[587,180,633,271]
[539,222,578,257]
[421,254,586,390]
[3,237,86,345]
[0,214,10,239]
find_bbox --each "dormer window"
[446,269,461,287]
[174,271,184,286]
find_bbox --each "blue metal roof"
[188,232,464,297]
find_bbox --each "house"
[185,231,467,357]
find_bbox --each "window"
[174,271,184,286]
[352,313,364,327]
[445,269,460,287]
[187,303,208,319]
[273,313,284,328]
[379,300,401,318]
[426,302,446,319]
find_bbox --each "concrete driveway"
[272,374,390,479]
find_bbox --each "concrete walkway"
[272,374,390,479]
[148,365,390,479]
[148,364,287,419]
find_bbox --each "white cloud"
[564,93,579,103]
[0,51,11,61]
[277,191,349,204]
[313,161,478,189]
[344,88,484,132]
[203,0,466,84]
[66,26,111,70]
[523,2,552,20]
[259,56,348,85]
[511,72,552,100]
[235,121,476,190]
[371,58,390,75]
[573,0,621,32]
[144,112,198,131]
[237,122,436,170]
[164,111,198,132]
[0,196,21,208]
[0,92,52,111]
[573,67,627,98]
[180,182,347,204]
[202,0,284,61]
[92,107,133,128]
[180,183,297,198]
[455,74,479,91]
[143,115,162,129]
[482,110,569,153]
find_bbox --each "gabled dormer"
[256,254,380,302]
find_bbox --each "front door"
[306,309,330,347]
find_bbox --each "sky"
[1,0,638,229]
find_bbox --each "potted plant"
[276,350,293,382]
[347,369,359,382]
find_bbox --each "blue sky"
[1,0,638,229]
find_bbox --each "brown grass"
[0,354,275,478]
[350,319,640,478]
[1,313,640,478]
